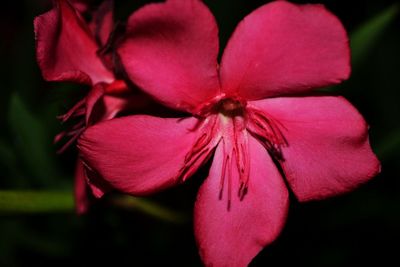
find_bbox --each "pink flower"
[34,0,147,213]
[78,0,380,265]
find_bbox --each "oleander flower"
[34,0,146,213]
[78,0,380,265]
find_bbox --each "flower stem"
[109,194,188,224]
[0,190,188,224]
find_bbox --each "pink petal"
[194,137,289,267]
[34,0,113,84]
[78,115,204,195]
[84,164,111,198]
[74,160,90,214]
[70,1,89,14]
[98,93,149,121]
[70,0,114,60]
[220,1,350,100]
[118,0,220,113]
[86,83,154,125]
[250,96,380,201]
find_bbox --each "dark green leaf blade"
[351,4,399,68]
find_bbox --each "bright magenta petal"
[78,116,203,195]
[118,0,220,113]
[250,96,380,201]
[194,137,289,267]
[220,1,350,99]
[34,0,113,84]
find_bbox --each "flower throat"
[180,97,287,210]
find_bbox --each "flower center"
[180,97,288,210]
[218,98,245,117]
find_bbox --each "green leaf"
[0,137,26,186]
[8,93,59,185]
[325,4,399,93]
[0,137,16,169]
[0,191,74,214]
[351,4,399,68]
[375,129,400,161]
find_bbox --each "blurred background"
[0,0,399,266]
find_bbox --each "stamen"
[55,98,87,153]
[186,97,288,208]
[219,140,229,200]
[246,107,288,161]
[182,149,210,182]
[57,98,86,123]
[227,153,233,211]
[232,116,250,200]
[178,116,220,183]
[56,126,84,154]
[215,110,251,209]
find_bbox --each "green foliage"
[0,191,73,214]
[324,4,399,92]
[111,195,188,224]
[7,93,59,186]
[376,128,400,160]
[351,4,399,68]
[0,138,17,171]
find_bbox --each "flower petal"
[87,86,154,125]
[194,137,288,267]
[84,163,112,198]
[220,1,350,100]
[250,96,380,201]
[118,0,220,113]
[78,115,203,195]
[34,0,113,84]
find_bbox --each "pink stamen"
[55,97,88,153]
[219,140,228,200]
[227,152,233,211]
[57,98,86,123]
[56,127,84,154]
[246,107,288,160]
[179,116,220,183]
[184,97,287,207]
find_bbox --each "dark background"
[1,0,399,266]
